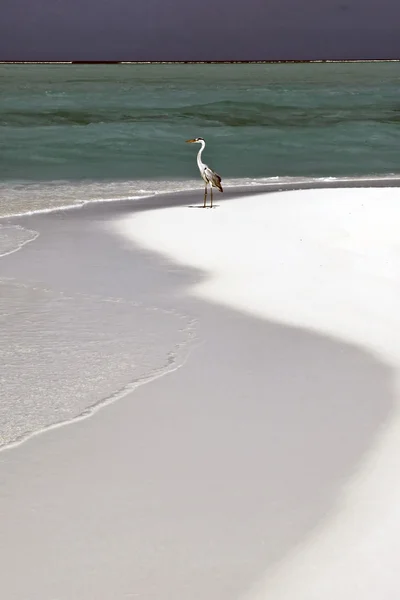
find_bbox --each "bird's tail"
[215,175,223,192]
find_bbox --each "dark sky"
[1,0,399,61]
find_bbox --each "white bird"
[186,137,223,208]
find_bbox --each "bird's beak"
[186,139,196,143]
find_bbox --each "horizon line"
[1,59,400,65]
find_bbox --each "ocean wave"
[0,225,39,257]
[0,279,196,450]
[175,101,400,127]
[3,100,400,128]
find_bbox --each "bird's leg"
[203,184,208,208]
[210,186,213,208]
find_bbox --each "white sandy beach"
[115,186,400,599]
[116,187,400,367]
[1,184,400,599]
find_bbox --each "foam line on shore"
[2,174,400,220]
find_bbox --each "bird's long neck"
[196,140,206,171]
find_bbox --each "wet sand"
[0,183,397,599]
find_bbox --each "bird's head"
[186,137,204,144]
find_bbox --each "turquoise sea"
[1,62,400,216]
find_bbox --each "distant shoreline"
[1,59,400,65]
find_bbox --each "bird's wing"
[204,166,223,191]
